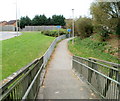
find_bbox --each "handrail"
[22,63,44,100]
[72,55,120,99]
[0,34,70,100]
[0,59,39,90]
[73,56,119,72]
[89,57,120,67]
[73,59,120,85]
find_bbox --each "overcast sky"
[0,0,94,21]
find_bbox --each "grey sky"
[0,0,94,21]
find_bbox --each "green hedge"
[41,29,68,37]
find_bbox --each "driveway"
[0,32,22,40]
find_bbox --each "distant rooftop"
[7,20,16,25]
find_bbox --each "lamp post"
[72,9,74,44]
[16,0,18,36]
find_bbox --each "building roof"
[0,21,7,24]
[7,20,16,25]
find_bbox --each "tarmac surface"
[37,38,98,99]
[0,32,22,40]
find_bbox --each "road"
[37,39,98,99]
[0,32,22,40]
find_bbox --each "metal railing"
[0,34,70,100]
[43,34,69,67]
[0,57,43,100]
[72,56,120,99]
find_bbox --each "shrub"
[41,29,68,37]
[75,17,93,38]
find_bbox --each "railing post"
[116,66,120,99]
[93,61,102,94]
[72,56,77,72]
[103,67,115,97]
[87,59,93,83]
[118,72,120,99]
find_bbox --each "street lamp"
[72,9,74,44]
[16,0,18,36]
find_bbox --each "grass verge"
[2,32,55,79]
[68,37,119,64]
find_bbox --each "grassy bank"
[68,36,119,64]
[2,32,55,79]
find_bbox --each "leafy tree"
[75,17,93,38]
[40,15,47,25]
[20,14,66,28]
[90,2,120,35]
[52,15,66,26]
[32,15,47,25]
[65,19,72,29]
[46,17,52,25]
[20,16,31,28]
[32,15,40,25]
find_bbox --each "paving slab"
[37,38,99,99]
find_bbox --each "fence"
[0,25,15,31]
[0,34,70,100]
[72,56,120,99]
[43,34,69,66]
[22,26,61,31]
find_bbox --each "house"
[0,21,7,26]
[0,20,17,31]
[7,20,17,26]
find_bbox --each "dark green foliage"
[90,2,120,35]
[32,15,47,25]
[116,18,120,35]
[51,15,66,26]
[41,29,68,37]
[20,15,66,28]
[76,17,93,38]
[47,17,52,25]
[20,16,31,28]
[97,26,110,41]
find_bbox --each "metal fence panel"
[22,26,61,31]
[0,34,70,100]
[72,56,120,99]
[0,25,15,31]
[0,57,44,100]
[43,34,68,67]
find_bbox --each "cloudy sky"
[0,0,95,21]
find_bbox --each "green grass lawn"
[2,32,55,80]
[68,37,119,64]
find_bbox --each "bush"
[75,17,93,38]
[41,29,68,37]
[93,24,110,41]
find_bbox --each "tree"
[65,19,72,29]
[75,17,93,38]
[90,2,120,35]
[32,15,47,25]
[20,14,66,27]
[52,15,66,26]
[20,16,31,28]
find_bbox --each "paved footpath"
[0,32,22,40]
[37,38,98,99]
